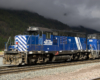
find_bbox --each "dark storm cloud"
[0,0,100,31]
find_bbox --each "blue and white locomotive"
[3,26,100,65]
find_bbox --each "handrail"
[27,35,31,44]
[6,37,11,50]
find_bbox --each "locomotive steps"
[0,59,100,75]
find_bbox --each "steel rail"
[0,59,100,75]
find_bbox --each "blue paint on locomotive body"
[7,32,86,52]
[28,35,86,51]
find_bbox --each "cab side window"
[39,31,42,36]
[46,32,51,39]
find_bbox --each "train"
[3,26,100,65]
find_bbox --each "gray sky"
[0,0,100,31]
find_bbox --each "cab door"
[44,32,53,45]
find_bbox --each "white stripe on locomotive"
[75,37,80,50]
[18,36,27,44]
[17,41,26,51]
[17,39,26,51]
[18,42,26,51]
[77,37,82,50]
[17,38,27,48]
[22,36,26,41]
[15,36,27,51]
[78,37,82,50]
[18,46,23,51]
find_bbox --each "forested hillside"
[0,8,99,49]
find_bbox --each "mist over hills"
[72,26,100,34]
[0,8,99,49]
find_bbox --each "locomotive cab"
[27,27,54,51]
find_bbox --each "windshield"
[24,31,42,36]
[28,31,38,35]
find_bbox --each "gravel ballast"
[0,62,100,80]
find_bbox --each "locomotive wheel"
[72,54,79,60]
[36,56,43,63]
[66,55,72,61]
[28,58,37,65]
[89,53,95,59]
[28,58,32,65]
[79,53,87,60]
[92,55,96,59]
[44,58,49,63]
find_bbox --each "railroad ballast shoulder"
[3,26,100,65]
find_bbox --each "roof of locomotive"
[28,26,85,33]
[27,26,86,37]
[57,30,86,37]
[56,30,86,34]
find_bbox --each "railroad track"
[0,59,100,75]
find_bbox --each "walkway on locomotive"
[7,27,87,52]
